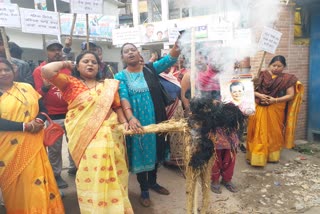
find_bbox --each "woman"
[41,51,133,214]
[0,57,64,213]
[246,55,304,166]
[115,42,180,207]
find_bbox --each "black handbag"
[144,65,175,107]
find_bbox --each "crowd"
[0,33,303,213]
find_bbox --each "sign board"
[0,4,20,28]
[60,13,116,39]
[258,26,282,54]
[112,27,141,46]
[168,27,179,44]
[70,0,103,14]
[20,8,60,35]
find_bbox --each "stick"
[53,0,61,43]
[253,51,267,89]
[0,27,10,60]
[70,13,77,38]
[86,14,89,51]
[190,27,196,98]
[42,34,46,51]
[257,51,267,77]
[0,27,11,62]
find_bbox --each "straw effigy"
[118,118,213,214]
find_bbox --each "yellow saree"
[246,82,304,166]
[50,74,132,214]
[0,82,64,214]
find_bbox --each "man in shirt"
[33,40,76,189]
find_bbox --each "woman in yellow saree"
[0,58,64,213]
[246,55,303,166]
[42,51,133,214]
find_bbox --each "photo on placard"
[220,75,255,115]
[34,0,47,11]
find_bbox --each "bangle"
[128,115,134,122]
[30,123,35,132]
[35,118,44,124]
[124,107,132,111]
[24,123,30,132]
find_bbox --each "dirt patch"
[233,146,320,213]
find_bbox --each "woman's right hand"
[128,116,143,133]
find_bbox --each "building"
[4,0,317,141]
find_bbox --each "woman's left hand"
[123,122,129,131]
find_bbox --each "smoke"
[176,0,281,74]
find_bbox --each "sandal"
[210,183,222,194]
[221,181,238,193]
[139,191,151,207]
[149,183,170,195]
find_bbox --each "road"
[1,141,320,214]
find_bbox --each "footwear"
[139,191,151,207]
[221,180,238,193]
[210,183,222,194]
[149,183,170,195]
[55,175,68,189]
[239,144,246,153]
[67,167,77,176]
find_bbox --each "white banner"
[70,0,103,14]
[258,26,282,54]
[20,8,60,35]
[0,4,21,28]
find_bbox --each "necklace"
[1,84,29,105]
[82,80,97,90]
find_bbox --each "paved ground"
[1,141,320,214]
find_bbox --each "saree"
[50,73,132,214]
[246,71,303,166]
[0,82,64,214]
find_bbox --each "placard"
[258,26,282,54]
[0,4,20,28]
[70,0,103,14]
[112,27,141,46]
[208,23,233,41]
[20,8,59,35]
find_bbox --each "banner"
[20,8,59,35]
[0,4,20,28]
[60,13,116,39]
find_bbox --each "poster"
[60,13,117,39]
[220,74,255,115]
